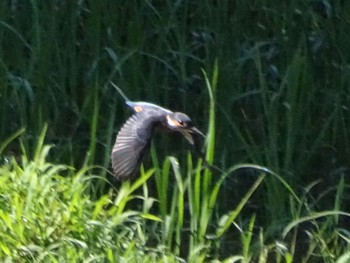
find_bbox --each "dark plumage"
[111,84,204,180]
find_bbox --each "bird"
[110,82,205,181]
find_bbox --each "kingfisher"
[111,83,205,180]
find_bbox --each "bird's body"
[111,83,204,180]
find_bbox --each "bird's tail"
[110,82,130,102]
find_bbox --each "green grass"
[1,72,349,262]
[1,0,350,262]
[0,126,158,262]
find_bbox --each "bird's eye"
[178,120,184,126]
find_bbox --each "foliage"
[0,126,162,262]
[0,0,350,262]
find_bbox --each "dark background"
[1,0,350,260]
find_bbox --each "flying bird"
[111,83,205,180]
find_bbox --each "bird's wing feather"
[112,111,162,180]
[126,101,172,114]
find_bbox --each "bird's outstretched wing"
[111,111,161,180]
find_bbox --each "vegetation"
[1,0,350,262]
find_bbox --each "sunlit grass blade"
[202,60,218,165]
[283,211,350,238]
[169,156,184,254]
[241,214,256,261]
[33,123,48,162]
[195,65,218,247]
[0,127,25,155]
[155,147,170,218]
[216,173,265,238]
[112,168,155,214]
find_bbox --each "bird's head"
[166,112,204,145]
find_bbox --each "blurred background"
[1,0,350,261]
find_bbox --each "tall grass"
[1,0,350,262]
[1,73,349,262]
[0,126,167,262]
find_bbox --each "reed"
[1,0,349,261]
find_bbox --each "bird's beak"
[180,127,205,145]
[180,129,195,145]
[189,126,205,138]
